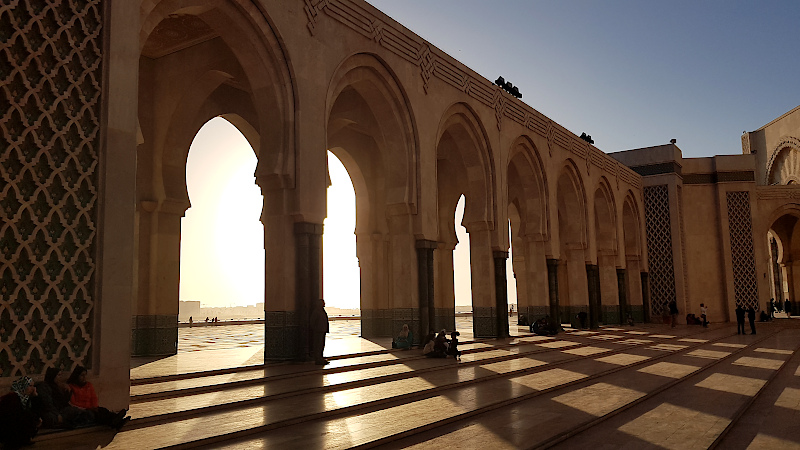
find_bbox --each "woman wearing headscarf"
[33,367,92,429]
[392,324,413,349]
[0,376,41,448]
[67,365,129,430]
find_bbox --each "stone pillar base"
[473,306,501,338]
[601,305,621,325]
[263,311,299,360]
[131,315,177,356]
[629,305,644,323]
[361,309,393,338]
[433,307,455,334]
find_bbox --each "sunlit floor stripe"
[695,373,766,396]
[775,387,800,411]
[733,357,785,371]
[403,423,518,450]
[590,335,625,340]
[538,340,581,349]
[755,348,794,355]
[479,358,547,374]
[625,331,649,335]
[552,382,645,416]
[649,334,677,339]
[687,349,730,359]
[595,353,650,366]
[638,361,700,379]
[618,403,729,450]
[746,433,800,450]
[679,338,708,343]
[618,339,653,345]
[713,342,747,348]
[510,368,587,391]
[562,346,612,356]
[648,343,688,352]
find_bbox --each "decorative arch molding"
[556,159,588,247]
[766,202,800,229]
[140,0,296,192]
[435,102,496,228]
[593,177,618,252]
[507,135,549,240]
[154,72,261,213]
[622,191,642,257]
[326,53,419,212]
[765,136,800,185]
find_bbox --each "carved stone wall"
[726,191,758,308]
[0,0,102,377]
[643,185,676,317]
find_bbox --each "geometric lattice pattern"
[0,0,102,377]
[726,191,758,309]
[643,185,676,317]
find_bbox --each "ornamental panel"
[0,0,102,377]
[643,185,676,317]
[726,191,758,308]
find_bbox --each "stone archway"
[434,103,499,338]
[134,0,294,357]
[621,193,644,322]
[556,161,588,328]
[507,137,549,324]
[593,179,619,325]
[326,53,418,339]
[766,207,800,315]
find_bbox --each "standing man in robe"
[310,298,330,365]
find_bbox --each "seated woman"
[33,367,92,429]
[0,376,41,449]
[392,324,414,349]
[68,365,130,430]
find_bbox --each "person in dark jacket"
[447,331,462,360]
[735,305,746,335]
[33,367,91,429]
[747,306,756,334]
[0,376,41,449]
[668,300,679,327]
[310,298,330,365]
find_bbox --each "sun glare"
[181,117,264,308]
[324,151,360,310]
[453,195,472,306]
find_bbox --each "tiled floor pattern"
[34,320,800,449]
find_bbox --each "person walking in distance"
[310,298,330,365]
[747,306,756,335]
[735,305,746,335]
[668,300,679,327]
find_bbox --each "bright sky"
[181,1,799,309]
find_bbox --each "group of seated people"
[421,329,462,359]
[392,325,462,359]
[0,365,130,449]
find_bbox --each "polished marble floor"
[34,317,800,449]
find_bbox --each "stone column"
[598,253,619,325]
[640,272,650,323]
[416,240,437,344]
[387,213,418,336]
[293,222,322,361]
[586,264,600,329]
[547,258,560,325]
[521,237,549,323]
[358,233,390,338]
[131,204,184,356]
[565,247,589,328]
[494,251,510,338]
[617,268,628,324]
[433,241,456,333]
[626,257,643,321]
[468,225,497,338]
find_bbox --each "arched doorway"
[593,181,618,325]
[135,1,292,357]
[556,163,588,328]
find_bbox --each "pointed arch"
[507,135,549,240]
[435,103,495,230]
[556,159,588,247]
[593,177,617,253]
[622,191,642,257]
